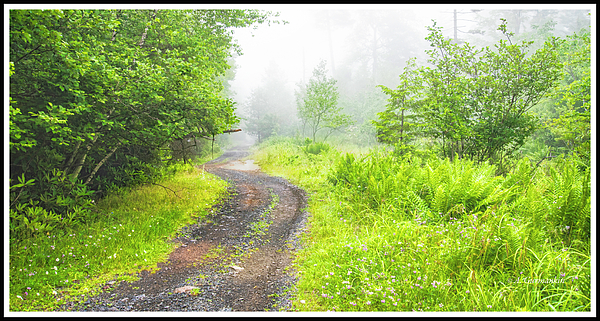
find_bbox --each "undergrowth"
[9,162,228,311]
[251,136,592,312]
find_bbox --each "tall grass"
[9,163,228,311]
[251,136,592,312]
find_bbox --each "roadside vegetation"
[9,161,229,311]
[251,136,591,312]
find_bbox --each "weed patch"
[251,137,591,312]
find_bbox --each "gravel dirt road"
[65,144,309,312]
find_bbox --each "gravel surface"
[60,144,309,313]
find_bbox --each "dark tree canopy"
[9,9,278,237]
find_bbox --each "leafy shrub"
[327,149,591,254]
[300,137,331,155]
[304,142,331,155]
[9,169,95,240]
[544,157,591,247]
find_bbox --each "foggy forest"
[7,4,593,314]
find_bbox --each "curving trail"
[68,144,308,312]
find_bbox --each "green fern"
[406,190,431,219]
[544,158,590,248]
[431,183,450,214]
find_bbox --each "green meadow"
[251,137,591,312]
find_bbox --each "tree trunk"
[131,10,157,70]
[302,120,306,138]
[70,135,98,183]
[138,10,158,47]
[372,25,378,83]
[454,9,458,42]
[111,9,122,42]
[63,139,82,177]
[399,104,405,145]
[84,143,121,185]
[211,134,215,159]
[514,10,522,35]
[302,46,306,84]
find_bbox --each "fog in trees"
[239,61,296,143]
[230,6,434,145]
[229,4,590,148]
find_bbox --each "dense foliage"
[9,9,276,238]
[374,20,565,170]
[542,28,591,165]
[252,137,591,312]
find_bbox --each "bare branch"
[151,183,182,199]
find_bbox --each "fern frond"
[432,183,449,214]
[407,190,431,219]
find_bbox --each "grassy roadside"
[250,137,591,312]
[8,161,229,312]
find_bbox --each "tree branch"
[138,10,158,47]
[14,44,43,64]
[84,142,121,185]
[151,183,182,199]
[62,139,83,177]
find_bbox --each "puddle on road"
[220,159,260,171]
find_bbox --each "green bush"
[544,157,591,247]
[252,138,591,311]
[9,169,95,240]
[301,137,331,155]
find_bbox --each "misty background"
[225,4,592,146]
